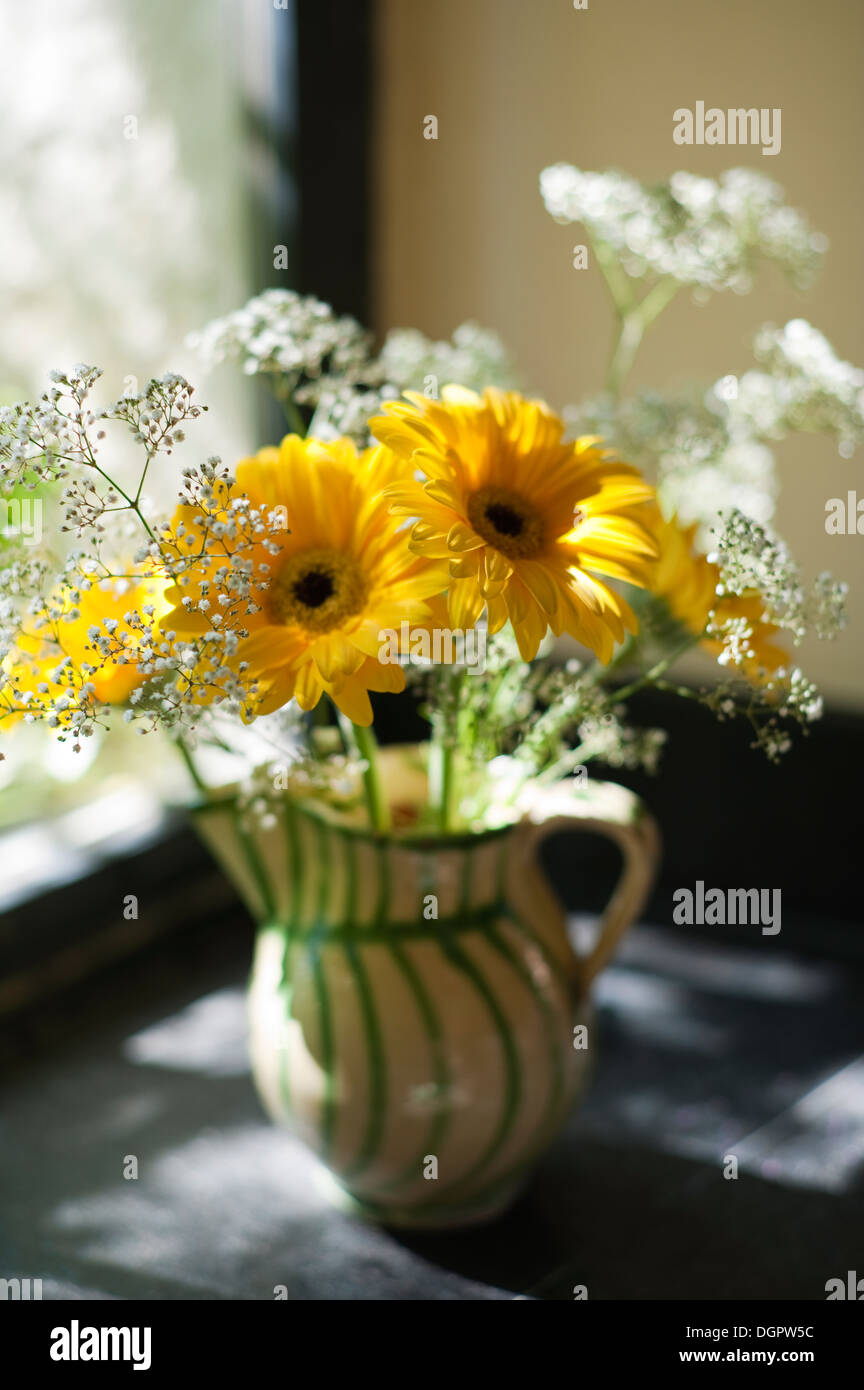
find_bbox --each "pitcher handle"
[508,779,661,995]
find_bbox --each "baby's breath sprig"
[541,166,825,298]
[710,510,847,644]
[188,290,519,446]
[0,366,207,545]
[542,165,827,400]
[186,289,373,436]
[151,454,292,717]
[0,367,280,754]
[743,320,864,458]
[703,662,823,764]
[305,322,518,444]
[567,319,864,539]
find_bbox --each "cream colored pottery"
[192,746,659,1229]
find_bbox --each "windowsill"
[1,916,862,1299]
[0,785,170,915]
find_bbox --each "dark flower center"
[269,548,368,633]
[466,485,545,559]
[484,503,524,537]
[292,569,335,609]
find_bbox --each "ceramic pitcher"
[192,747,659,1228]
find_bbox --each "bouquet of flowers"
[0,166,853,831]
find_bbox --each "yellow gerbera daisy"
[1,572,170,727]
[369,386,658,662]
[159,435,448,726]
[648,510,787,681]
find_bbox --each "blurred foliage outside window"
[0,0,256,841]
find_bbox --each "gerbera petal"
[254,672,298,717]
[448,578,485,630]
[441,384,482,407]
[447,522,484,552]
[449,554,481,580]
[511,559,561,617]
[239,626,305,676]
[505,581,549,660]
[573,515,658,558]
[484,548,513,585]
[294,659,324,711]
[423,479,462,509]
[330,678,374,726]
[360,657,407,694]
[311,632,366,684]
[485,593,509,633]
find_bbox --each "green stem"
[653,678,702,701]
[74,422,160,546]
[639,275,680,329]
[283,396,307,437]
[598,256,679,399]
[134,452,152,507]
[605,311,645,400]
[272,380,308,437]
[611,636,699,704]
[338,713,390,834]
[429,665,467,833]
[430,739,457,834]
[174,735,208,797]
[593,239,637,319]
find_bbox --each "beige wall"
[373,0,864,707]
